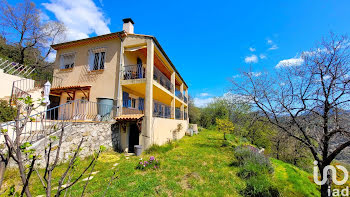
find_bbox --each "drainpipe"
[116,31,127,116]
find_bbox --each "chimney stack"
[122,18,134,34]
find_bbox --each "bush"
[0,100,16,122]
[241,175,280,197]
[233,146,279,197]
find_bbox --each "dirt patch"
[180,172,201,190]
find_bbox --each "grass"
[2,129,320,196]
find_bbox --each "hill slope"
[2,129,320,196]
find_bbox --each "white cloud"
[200,93,210,97]
[267,39,278,50]
[47,51,56,62]
[275,58,304,68]
[193,97,214,108]
[259,54,266,59]
[249,47,256,52]
[42,0,111,42]
[244,55,258,63]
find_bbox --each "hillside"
[2,129,320,196]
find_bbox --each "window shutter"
[122,92,129,107]
[59,55,64,69]
[88,50,94,71]
[138,98,144,111]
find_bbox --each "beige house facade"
[51,18,189,152]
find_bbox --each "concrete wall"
[0,69,34,98]
[152,118,189,146]
[53,39,121,102]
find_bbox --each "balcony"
[153,100,171,118]
[184,111,188,120]
[123,64,146,80]
[184,96,188,103]
[175,107,183,120]
[175,90,183,100]
[153,66,173,93]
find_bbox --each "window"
[59,53,75,69]
[93,52,105,70]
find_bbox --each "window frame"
[59,52,76,70]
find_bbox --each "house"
[50,18,189,153]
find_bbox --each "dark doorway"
[47,95,60,120]
[129,123,140,153]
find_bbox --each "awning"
[50,85,91,100]
[115,114,144,121]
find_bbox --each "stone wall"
[32,121,121,166]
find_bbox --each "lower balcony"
[153,100,171,119]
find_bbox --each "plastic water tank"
[97,98,114,118]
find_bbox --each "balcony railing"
[175,90,183,100]
[123,64,146,80]
[175,108,183,120]
[153,100,171,118]
[153,66,174,93]
[122,107,143,115]
[184,96,188,103]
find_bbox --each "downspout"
[116,31,127,116]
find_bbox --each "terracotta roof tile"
[115,114,144,121]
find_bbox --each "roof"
[51,31,188,87]
[115,114,144,121]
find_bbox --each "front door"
[47,95,60,120]
[128,123,139,153]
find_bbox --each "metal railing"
[123,64,146,80]
[184,96,188,103]
[175,90,183,100]
[175,107,183,120]
[153,100,171,119]
[0,99,118,144]
[0,58,36,78]
[184,112,188,120]
[122,107,143,115]
[153,66,174,93]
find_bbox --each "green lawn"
[2,129,320,196]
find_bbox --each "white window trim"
[87,47,107,71]
[59,52,76,70]
[128,94,138,109]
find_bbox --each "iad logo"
[313,161,348,186]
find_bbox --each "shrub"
[136,156,160,170]
[0,100,16,122]
[233,146,278,197]
[241,175,280,197]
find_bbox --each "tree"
[0,0,65,67]
[216,118,234,140]
[188,96,201,124]
[231,33,350,197]
[199,98,229,128]
[0,97,104,196]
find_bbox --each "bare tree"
[0,96,104,196]
[0,0,65,66]
[231,33,350,197]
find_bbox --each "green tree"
[216,118,234,140]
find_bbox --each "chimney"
[122,18,134,34]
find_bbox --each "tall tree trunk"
[320,164,332,197]
[224,132,226,140]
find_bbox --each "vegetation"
[0,100,16,123]
[216,118,234,140]
[1,129,321,196]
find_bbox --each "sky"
[8,0,350,107]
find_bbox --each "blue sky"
[11,0,350,107]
